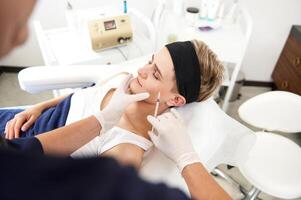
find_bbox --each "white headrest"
[140,97,254,193]
[176,97,254,170]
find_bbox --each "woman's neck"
[122,100,169,138]
[101,88,169,139]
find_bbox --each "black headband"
[166,41,201,103]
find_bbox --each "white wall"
[0,0,66,66]
[1,0,301,82]
[240,0,301,81]
[0,22,44,66]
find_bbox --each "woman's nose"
[138,68,148,79]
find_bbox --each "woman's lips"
[137,77,142,87]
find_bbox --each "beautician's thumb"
[148,131,158,144]
[119,74,133,90]
[147,115,160,128]
[128,92,149,102]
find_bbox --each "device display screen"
[104,20,116,31]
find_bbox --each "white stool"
[238,132,301,199]
[237,91,301,199]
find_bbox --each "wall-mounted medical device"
[88,14,133,51]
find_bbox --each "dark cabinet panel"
[272,26,301,95]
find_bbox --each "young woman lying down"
[0,40,224,169]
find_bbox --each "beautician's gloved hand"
[94,74,149,134]
[147,108,201,173]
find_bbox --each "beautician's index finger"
[147,115,160,127]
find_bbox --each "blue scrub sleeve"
[0,150,191,200]
[5,137,43,155]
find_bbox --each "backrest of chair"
[140,97,255,193]
[177,98,255,170]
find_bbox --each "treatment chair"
[18,63,301,199]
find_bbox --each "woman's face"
[129,47,185,106]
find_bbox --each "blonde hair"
[191,39,224,102]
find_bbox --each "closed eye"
[153,71,160,80]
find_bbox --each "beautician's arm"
[36,116,101,156]
[147,109,232,200]
[182,163,232,200]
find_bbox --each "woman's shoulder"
[101,142,145,169]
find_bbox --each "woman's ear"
[166,94,186,107]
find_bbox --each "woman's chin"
[129,83,139,94]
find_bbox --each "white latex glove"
[147,108,201,172]
[94,74,149,134]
